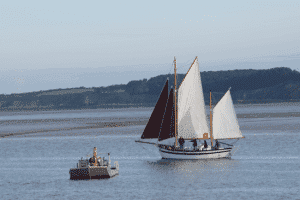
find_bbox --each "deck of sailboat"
[158,144,232,152]
[158,145,232,159]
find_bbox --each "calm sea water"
[0,103,300,200]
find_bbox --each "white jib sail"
[212,90,243,139]
[178,59,209,139]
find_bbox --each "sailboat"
[136,57,244,159]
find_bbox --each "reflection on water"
[146,158,239,183]
[147,158,238,172]
[148,158,237,172]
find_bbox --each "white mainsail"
[177,59,209,139]
[212,90,243,139]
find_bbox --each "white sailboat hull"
[158,147,232,159]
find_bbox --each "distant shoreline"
[1,67,300,112]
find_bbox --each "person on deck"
[179,137,185,149]
[192,139,197,150]
[204,140,208,148]
[215,140,219,149]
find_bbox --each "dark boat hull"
[69,167,118,180]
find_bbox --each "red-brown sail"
[158,88,175,141]
[141,79,169,139]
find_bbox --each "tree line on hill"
[1,67,300,111]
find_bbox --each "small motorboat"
[69,147,119,180]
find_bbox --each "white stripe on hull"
[158,148,231,159]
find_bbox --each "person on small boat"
[191,139,197,150]
[204,140,208,148]
[179,137,185,149]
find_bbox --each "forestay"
[212,90,243,139]
[177,59,209,139]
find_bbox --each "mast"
[174,57,178,147]
[210,91,214,146]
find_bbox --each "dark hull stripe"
[69,168,118,180]
[159,149,232,155]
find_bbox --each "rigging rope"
[219,139,240,147]
[167,60,174,75]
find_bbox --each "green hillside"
[1,67,300,111]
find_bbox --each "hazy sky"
[1,0,299,94]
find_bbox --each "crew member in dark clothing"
[215,140,219,149]
[179,137,185,149]
[204,140,208,148]
[192,139,197,150]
